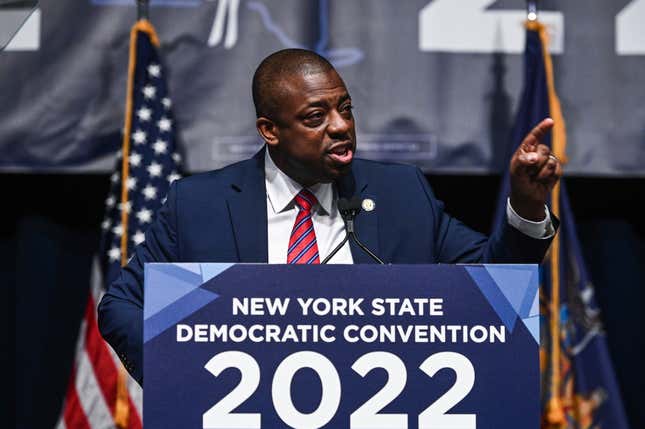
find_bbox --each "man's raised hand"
[509,117,563,221]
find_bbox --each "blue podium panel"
[144,264,540,429]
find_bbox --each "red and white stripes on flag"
[56,260,142,429]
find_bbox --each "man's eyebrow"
[305,100,329,109]
[304,93,351,109]
[339,93,351,104]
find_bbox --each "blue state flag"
[493,21,630,429]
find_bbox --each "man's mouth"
[327,142,354,165]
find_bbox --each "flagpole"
[527,0,537,21]
[137,0,149,21]
[525,1,568,424]
[113,5,153,427]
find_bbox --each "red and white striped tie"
[287,189,320,264]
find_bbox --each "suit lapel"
[227,150,268,262]
[337,165,381,264]
[226,153,381,264]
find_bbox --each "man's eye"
[305,112,324,124]
[342,104,354,113]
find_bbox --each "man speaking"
[98,48,562,384]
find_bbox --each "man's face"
[265,68,356,186]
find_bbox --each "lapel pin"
[361,198,375,212]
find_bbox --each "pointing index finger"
[525,117,554,147]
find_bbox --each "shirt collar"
[264,149,334,215]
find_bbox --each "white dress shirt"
[264,150,553,264]
[265,151,354,263]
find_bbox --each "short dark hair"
[252,49,335,120]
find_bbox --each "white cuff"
[506,198,555,239]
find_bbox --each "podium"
[143,264,540,428]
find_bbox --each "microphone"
[321,197,385,264]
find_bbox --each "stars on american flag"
[129,152,142,167]
[137,107,152,122]
[112,224,123,237]
[142,85,156,99]
[152,139,167,154]
[100,54,182,275]
[157,117,172,132]
[132,129,147,145]
[147,161,163,177]
[147,63,161,78]
[167,171,181,184]
[126,177,138,191]
[132,230,146,245]
[118,200,132,214]
[142,184,157,200]
[101,218,112,231]
[108,246,121,262]
[136,208,153,224]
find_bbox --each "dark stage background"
[3,172,643,428]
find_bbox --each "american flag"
[57,19,182,429]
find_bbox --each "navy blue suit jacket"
[98,149,556,384]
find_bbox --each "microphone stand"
[321,197,384,265]
[321,233,350,264]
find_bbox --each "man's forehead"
[279,69,349,103]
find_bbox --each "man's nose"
[327,109,351,136]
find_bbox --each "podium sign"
[144,264,540,428]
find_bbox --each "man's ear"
[256,117,279,147]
